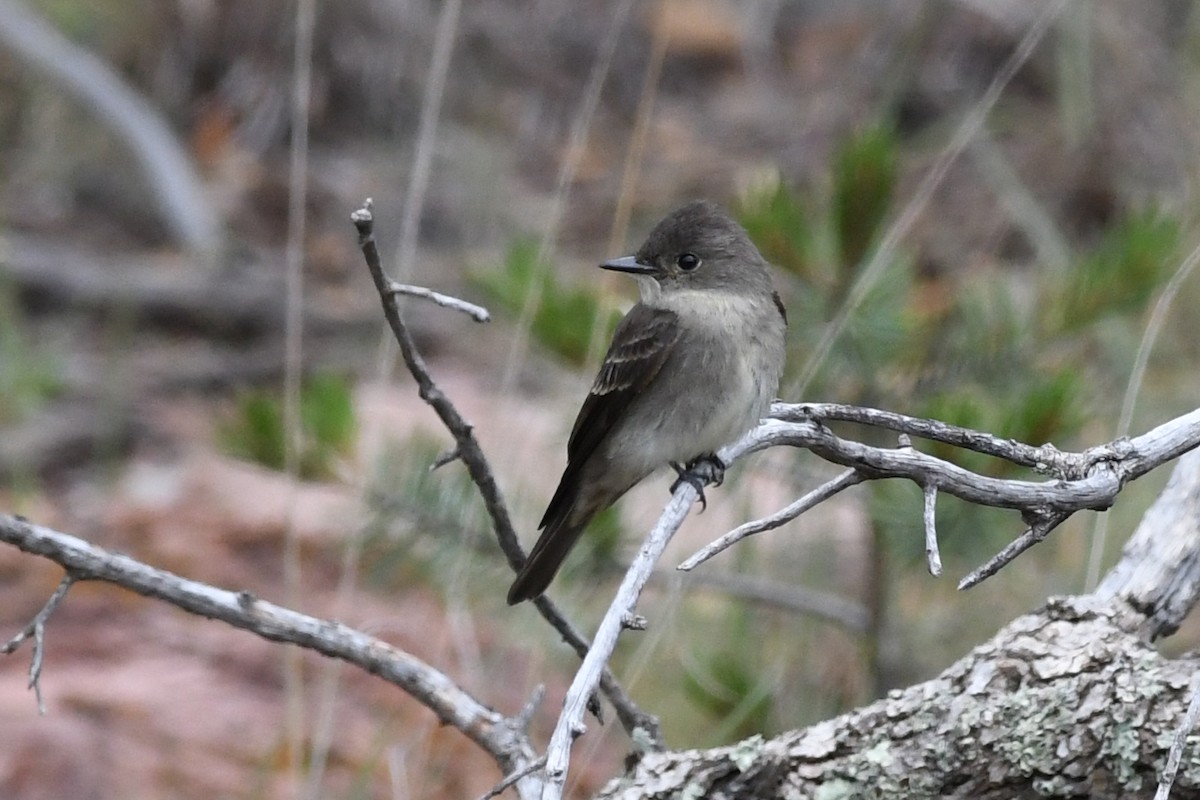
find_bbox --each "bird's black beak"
[599,255,656,275]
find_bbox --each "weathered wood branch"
[597,450,1200,800]
[0,512,545,800]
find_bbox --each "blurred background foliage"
[1,0,1199,797]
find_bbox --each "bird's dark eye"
[676,252,701,272]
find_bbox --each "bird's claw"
[669,455,726,512]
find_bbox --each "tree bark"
[598,450,1200,800]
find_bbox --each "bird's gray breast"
[603,291,784,472]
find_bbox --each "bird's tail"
[506,518,588,605]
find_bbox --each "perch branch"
[544,402,1200,792]
[599,451,1200,798]
[544,481,704,799]
[686,407,1200,584]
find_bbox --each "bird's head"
[599,200,772,302]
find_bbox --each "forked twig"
[3,572,76,714]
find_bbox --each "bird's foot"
[669,455,726,512]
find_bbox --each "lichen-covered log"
[599,451,1200,800]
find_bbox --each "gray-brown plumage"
[507,200,787,605]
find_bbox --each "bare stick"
[745,412,1200,514]
[923,484,942,577]
[1156,669,1200,800]
[543,482,702,799]
[3,572,75,714]
[958,511,1070,590]
[389,282,491,322]
[777,403,1075,475]
[678,468,862,570]
[352,200,659,744]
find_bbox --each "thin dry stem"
[924,484,942,577]
[3,572,75,714]
[282,0,315,780]
[1085,238,1200,590]
[678,468,863,570]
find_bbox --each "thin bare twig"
[1085,239,1200,590]
[748,410,1200,513]
[3,572,75,714]
[923,484,942,577]
[351,200,660,746]
[389,283,491,322]
[479,755,548,800]
[678,468,863,570]
[689,406,1200,590]
[777,403,1075,475]
[958,511,1071,590]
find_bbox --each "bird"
[506,200,787,605]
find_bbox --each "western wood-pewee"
[506,200,787,605]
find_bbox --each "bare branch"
[389,282,491,323]
[1096,449,1200,639]
[777,402,1072,473]
[0,513,543,797]
[678,468,862,570]
[478,755,548,800]
[957,510,1070,590]
[712,408,1200,586]
[544,482,703,798]
[3,571,75,714]
[351,200,660,745]
[923,484,942,577]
